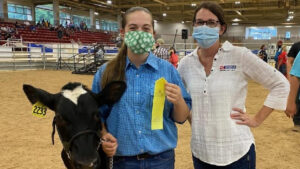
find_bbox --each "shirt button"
[138,131,142,134]
[136,92,139,95]
[214,58,217,61]
[204,90,206,93]
[211,69,213,72]
[136,110,139,114]
[136,74,140,77]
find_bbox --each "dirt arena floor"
[0,70,299,169]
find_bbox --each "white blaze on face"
[62,85,87,105]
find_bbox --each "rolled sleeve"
[242,49,290,110]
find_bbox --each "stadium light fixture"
[232,18,241,22]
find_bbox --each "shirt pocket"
[146,83,173,120]
[141,84,155,108]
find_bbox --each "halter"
[51,116,103,159]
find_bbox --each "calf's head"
[23,81,126,169]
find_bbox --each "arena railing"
[0,39,118,71]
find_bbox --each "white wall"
[154,22,194,45]
[155,21,300,50]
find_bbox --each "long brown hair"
[101,7,154,88]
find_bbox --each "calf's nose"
[74,157,98,169]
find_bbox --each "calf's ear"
[97,81,126,106]
[23,84,59,111]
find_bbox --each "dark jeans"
[113,150,175,169]
[192,144,256,169]
[293,89,300,126]
[279,64,287,76]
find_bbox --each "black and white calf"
[23,81,126,169]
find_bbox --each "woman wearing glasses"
[177,2,289,169]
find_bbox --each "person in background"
[94,44,105,62]
[30,24,36,32]
[286,52,300,131]
[287,41,300,131]
[115,33,122,48]
[45,20,49,28]
[15,21,21,29]
[274,40,283,69]
[153,38,169,60]
[177,2,290,169]
[258,44,268,62]
[42,19,45,27]
[286,55,300,116]
[169,47,179,68]
[277,45,288,77]
[36,21,41,27]
[92,6,191,169]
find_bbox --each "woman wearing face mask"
[177,2,289,169]
[92,7,191,169]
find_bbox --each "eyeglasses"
[194,19,220,28]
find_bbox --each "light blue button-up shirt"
[290,52,300,101]
[290,52,300,78]
[92,52,191,156]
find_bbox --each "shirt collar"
[219,41,233,52]
[125,52,159,70]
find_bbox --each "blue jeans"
[293,89,300,126]
[279,64,287,76]
[192,144,256,169]
[113,149,175,169]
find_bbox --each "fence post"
[12,44,15,71]
[72,43,76,71]
[42,46,46,70]
[28,43,32,69]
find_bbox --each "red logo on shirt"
[219,65,236,71]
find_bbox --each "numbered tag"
[32,101,47,118]
[151,78,167,130]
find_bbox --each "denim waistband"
[114,149,174,161]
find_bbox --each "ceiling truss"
[31,0,300,26]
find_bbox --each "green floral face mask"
[124,31,155,54]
